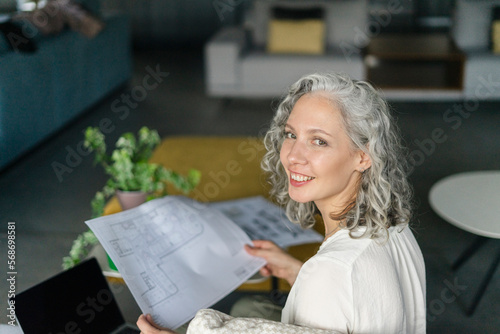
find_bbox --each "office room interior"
[0,0,499,333]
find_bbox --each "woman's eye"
[313,139,327,146]
[284,131,295,139]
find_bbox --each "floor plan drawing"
[86,196,280,329]
[109,200,204,260]
[105,199,205,308]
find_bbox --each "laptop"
[13,257,140,334]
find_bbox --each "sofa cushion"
[240,48,364,96]
[205,27,246,89]
[267,19,325,54]
[493,6,500,53]
[463,51,500,99]
[13,0,104,38]
[267,5,324,54]
[452,0,500,51]
[249,0,367,49]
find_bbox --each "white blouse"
[281,226,426,334]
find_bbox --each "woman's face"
[280,93,369,212]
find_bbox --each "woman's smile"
[289,171,315,186]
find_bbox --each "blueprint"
[86,196,266,329]
[209,196,323,248]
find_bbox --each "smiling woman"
[257,72,426,333]
[136,72,426,334]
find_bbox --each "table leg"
[452,236,488,271]
[270,277,287,305]
[465,247,500,316]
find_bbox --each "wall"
[101,0,245,48]
[0,0,16,12]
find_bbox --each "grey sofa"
[205,0,367,98]
[206,0,500,101]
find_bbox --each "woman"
[138,72,426,333]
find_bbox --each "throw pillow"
[492,6,500,54]
[13,1,66,36]
[58,0,105,38]
[12,0,104,39]
[267,6,325,55]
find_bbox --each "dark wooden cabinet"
[365,33,465,90]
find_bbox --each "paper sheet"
[86,196,266,329]
[209,196,323,248]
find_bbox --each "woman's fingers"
[245,240,280,259]
[245,244,265,257]
[251,239,278,249]
[137,314,160,333]
[260,266,272,277]
[137,314,177,334]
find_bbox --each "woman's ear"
[356,150,372,172]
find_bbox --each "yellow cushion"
[267,19,325,55]
[493,20,500,54]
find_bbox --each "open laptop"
[13,257,140,334]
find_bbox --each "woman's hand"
[137,314,178,334]
[245,240,303,286]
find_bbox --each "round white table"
[429,170,500,238]
[429,170,500,315]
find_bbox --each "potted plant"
[62,126,200,269]
[85,126,200,217]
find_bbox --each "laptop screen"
[14,258,127,334]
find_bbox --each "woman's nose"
[287,141,307,165]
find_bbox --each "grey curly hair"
[262,72,413,239]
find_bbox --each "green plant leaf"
[116,132,137,157]
[109,149,135,190]
[188,169,202,188]
[91,191,106,218]
[62,229,98,269]
[136,127,160,162]
[84,127,109,167]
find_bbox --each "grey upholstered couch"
[206,0,500,101]
[205,0,367,98]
